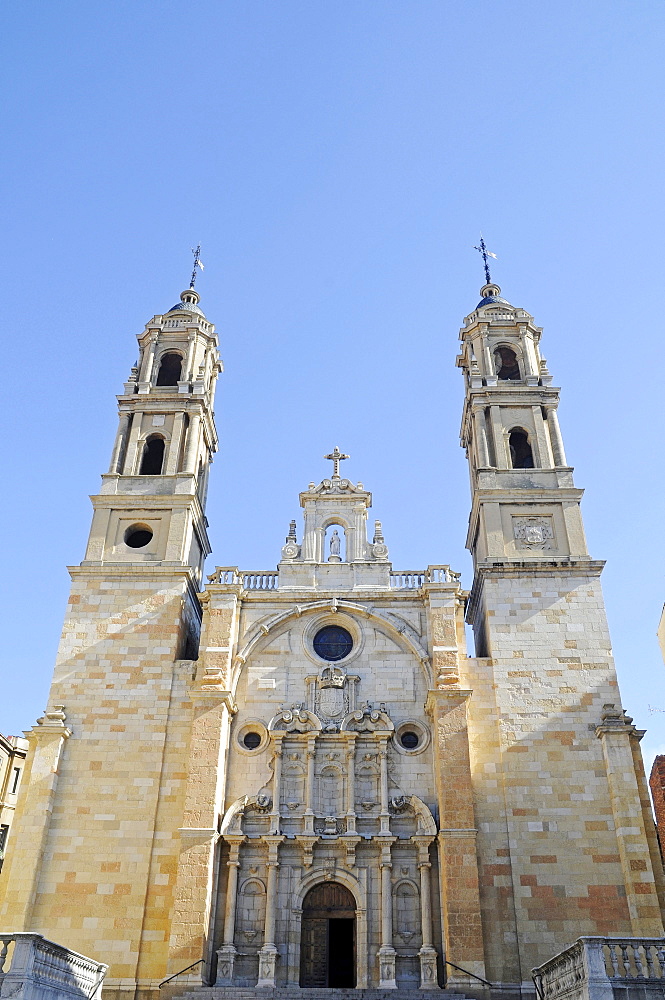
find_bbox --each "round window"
[400,731,419,750]
[124,525,153,549]
[313,625,353,661]
[243,732,261,750]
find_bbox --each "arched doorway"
[300,881,356,987]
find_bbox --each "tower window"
[494,346,521,380]
[509,429,534,469]
[156,352,183,386]
[139,435,165,475]
[124,524,154,548]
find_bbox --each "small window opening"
[400,731,419,750]
[495,346,520,380]
[509,430,534,469]
[124,524,154,548]
[243,732,262,750]
[139,436,165,475]
[156,352,183,386]
[11,768,20,794]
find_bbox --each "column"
[269,736,284,835]
[257,836,284,987]
[531,404,553,467]
[481,337,496,384]
[138,333,159,391]
[377,838,397,989]
[184,411,202,474]
[489,405,508,467]
[415,837,437,989]
[123,410,143,475]
[165,412,186,475]
[545,404,567,467]
[472,409,490,468]
[378,739,390,834]
[216,836,245,985]
[304,735,316,835]
[108,411,131,474]
[345,734,357,834]
[184,332,198,382]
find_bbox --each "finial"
[286,519,297,543]
[189,244,205,289]
[473,234,498,285]
[324,446,349,478]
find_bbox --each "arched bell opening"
[139,434,165,475]
[155,351,183,386]
[508,428,534,469]
[299,881,356,988]
[494,345,521,381]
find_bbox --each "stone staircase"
[178,990,470,1000]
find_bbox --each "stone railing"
[0,933,107,1000]
[533,936,665,1000]
[390,565,462,589]
[206,567,278,590]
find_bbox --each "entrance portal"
[300,882,356,987]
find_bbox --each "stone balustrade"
[532,936,665,1000]
[0,933,107,1000]
[206,564,461,591]
[242,571,278,590]
[390,566,461,589]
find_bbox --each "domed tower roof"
[476,282,511,308]
[167,287,205,317]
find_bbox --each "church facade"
[1,280,663,999]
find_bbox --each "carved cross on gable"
[324,446,349,478]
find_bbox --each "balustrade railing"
[0,933,107,1000]
[533,936,665,1000]
[390,565,462,589]
[206,568,279,590]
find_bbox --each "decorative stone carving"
[341,704,394,733]
[269,706,321,733]
[433,649,459,688]
[513,515,554,550]
[281,520,301,560]
[316,664,348,724]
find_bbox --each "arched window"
[494,346,521,380]
[139,435,165,475]
[156,352,183,386]
[509,429,534,469]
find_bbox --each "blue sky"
[1,1,664,764]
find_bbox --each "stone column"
[377,837,397,988]
[184,411,202,474]
[0,709,71,930]
[215,836,245,985]
[378,738,390,834]
[303,735,316,835]
[269,736,284,835]
[426,689,486,985]
[345,734,357,834]
[108,411,131,474]
[257,836,285,987]
[596,704,664,936]
[415,836,437,989]
[545,404,567,466]
[165,411,186,475]
[123,409,143,475]
[489,405,508,467]
[472,409,490,468]
[138,333,159,391]
[531,404,553,467]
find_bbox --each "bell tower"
[457,280,665,974]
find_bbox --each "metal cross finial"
[189,244,205,289]
[473,234,498,285]
[324,446,349,478]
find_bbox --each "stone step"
[179,990,469,1000]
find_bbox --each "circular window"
[313,625,353,661]
[400,731,419,750]
[124,524,153,549]
[236,720,268,755]
[243,732,261,750]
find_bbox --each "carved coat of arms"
[513,516,554,550]
[317,665,347,720]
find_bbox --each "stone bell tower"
[456,280,665,979]
[0,285,222,980]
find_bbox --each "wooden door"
[300,882,356,988]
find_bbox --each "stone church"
[1,278,663,1000]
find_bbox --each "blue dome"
[167,300,204,317]
[476,293,511,308]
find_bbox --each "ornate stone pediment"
[341,704,394,733]
[269,706,322,733]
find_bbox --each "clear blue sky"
[1,2,664,764]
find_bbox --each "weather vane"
[189,245,205,289]
[473,234,498,285]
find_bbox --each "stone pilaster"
[0,708,71,930]
[426,689,485,984]
[596,705,664,936]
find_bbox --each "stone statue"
[329,529,341,556]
